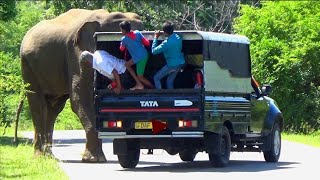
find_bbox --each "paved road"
[22,130,320,180]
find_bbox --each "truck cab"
[94,31,284,168]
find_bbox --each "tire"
[263,122,281,162]
[209,126,231,167]
[117,149,140,168]
[179,150,197,162]
[166,148,179,155]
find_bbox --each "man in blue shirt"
[119,21,154,90]
[152,21,185,89]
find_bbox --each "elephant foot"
[34,149,43,157]
[43,144,54,156]
[33,145,58,161]
[82,148,107,163]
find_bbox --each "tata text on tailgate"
[94,31,284,168]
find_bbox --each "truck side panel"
[204,96,251,134]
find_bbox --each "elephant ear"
[74,21,100,51]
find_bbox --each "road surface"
[22,130,320,180]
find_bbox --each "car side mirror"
[261,84,272,96]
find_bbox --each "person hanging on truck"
[151,21,186,89]
[80,50,135,94]
[119,20,154,90]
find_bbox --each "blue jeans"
[154,64,184,89]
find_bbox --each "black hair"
[162,21,174,35]
[119,20,131,32]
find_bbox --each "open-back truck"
[93,31,284,168]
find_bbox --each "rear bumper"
[98,131,204,139]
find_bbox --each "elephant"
[20,9,144,162]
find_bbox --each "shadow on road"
[59,155,299,173]
[52,139,112,145]
[60,159,169,166]
[0,136,33,147]
[18,131,303,173]
[117,160,299,173]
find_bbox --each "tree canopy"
[0,0,17,21]
[234,1,320,133]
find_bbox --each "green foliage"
[108,0,240,32]
[0,1,56,130]
[54,100,82,130]
[0,1,56,55]
[0,0,17,21]
[0,52,25,128]
[45,0,105,15]
[234,1,320,133]
[46,0,240,32]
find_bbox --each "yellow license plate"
[135,122,152,129]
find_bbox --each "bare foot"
[130,85,144,90]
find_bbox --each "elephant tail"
[20,52,40,95]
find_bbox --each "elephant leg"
[81,128,106,163]
[21,58,47,156]
[26,92,47,156]
[70,93,106,163]
[44,95,69,156]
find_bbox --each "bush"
[0,52,25,128]
[234,1,320,133]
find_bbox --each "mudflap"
[113,139,140,155]
[204,132,222,154]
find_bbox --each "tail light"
[178,119,198,128]
[103,120,122,128]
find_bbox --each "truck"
[93,31,284,168]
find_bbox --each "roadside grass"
[0,100,79,180]
[0,127,68,180]
[282,131,320,148]
[0,99,78,180]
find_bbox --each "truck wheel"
[263,122,281,162]
[179,150,197,162]
[166,148,179,155]
[209,126,231,167]
[118,149,140,168]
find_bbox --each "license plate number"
[135,122,152,129]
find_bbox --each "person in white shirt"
[80,50,136,94]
